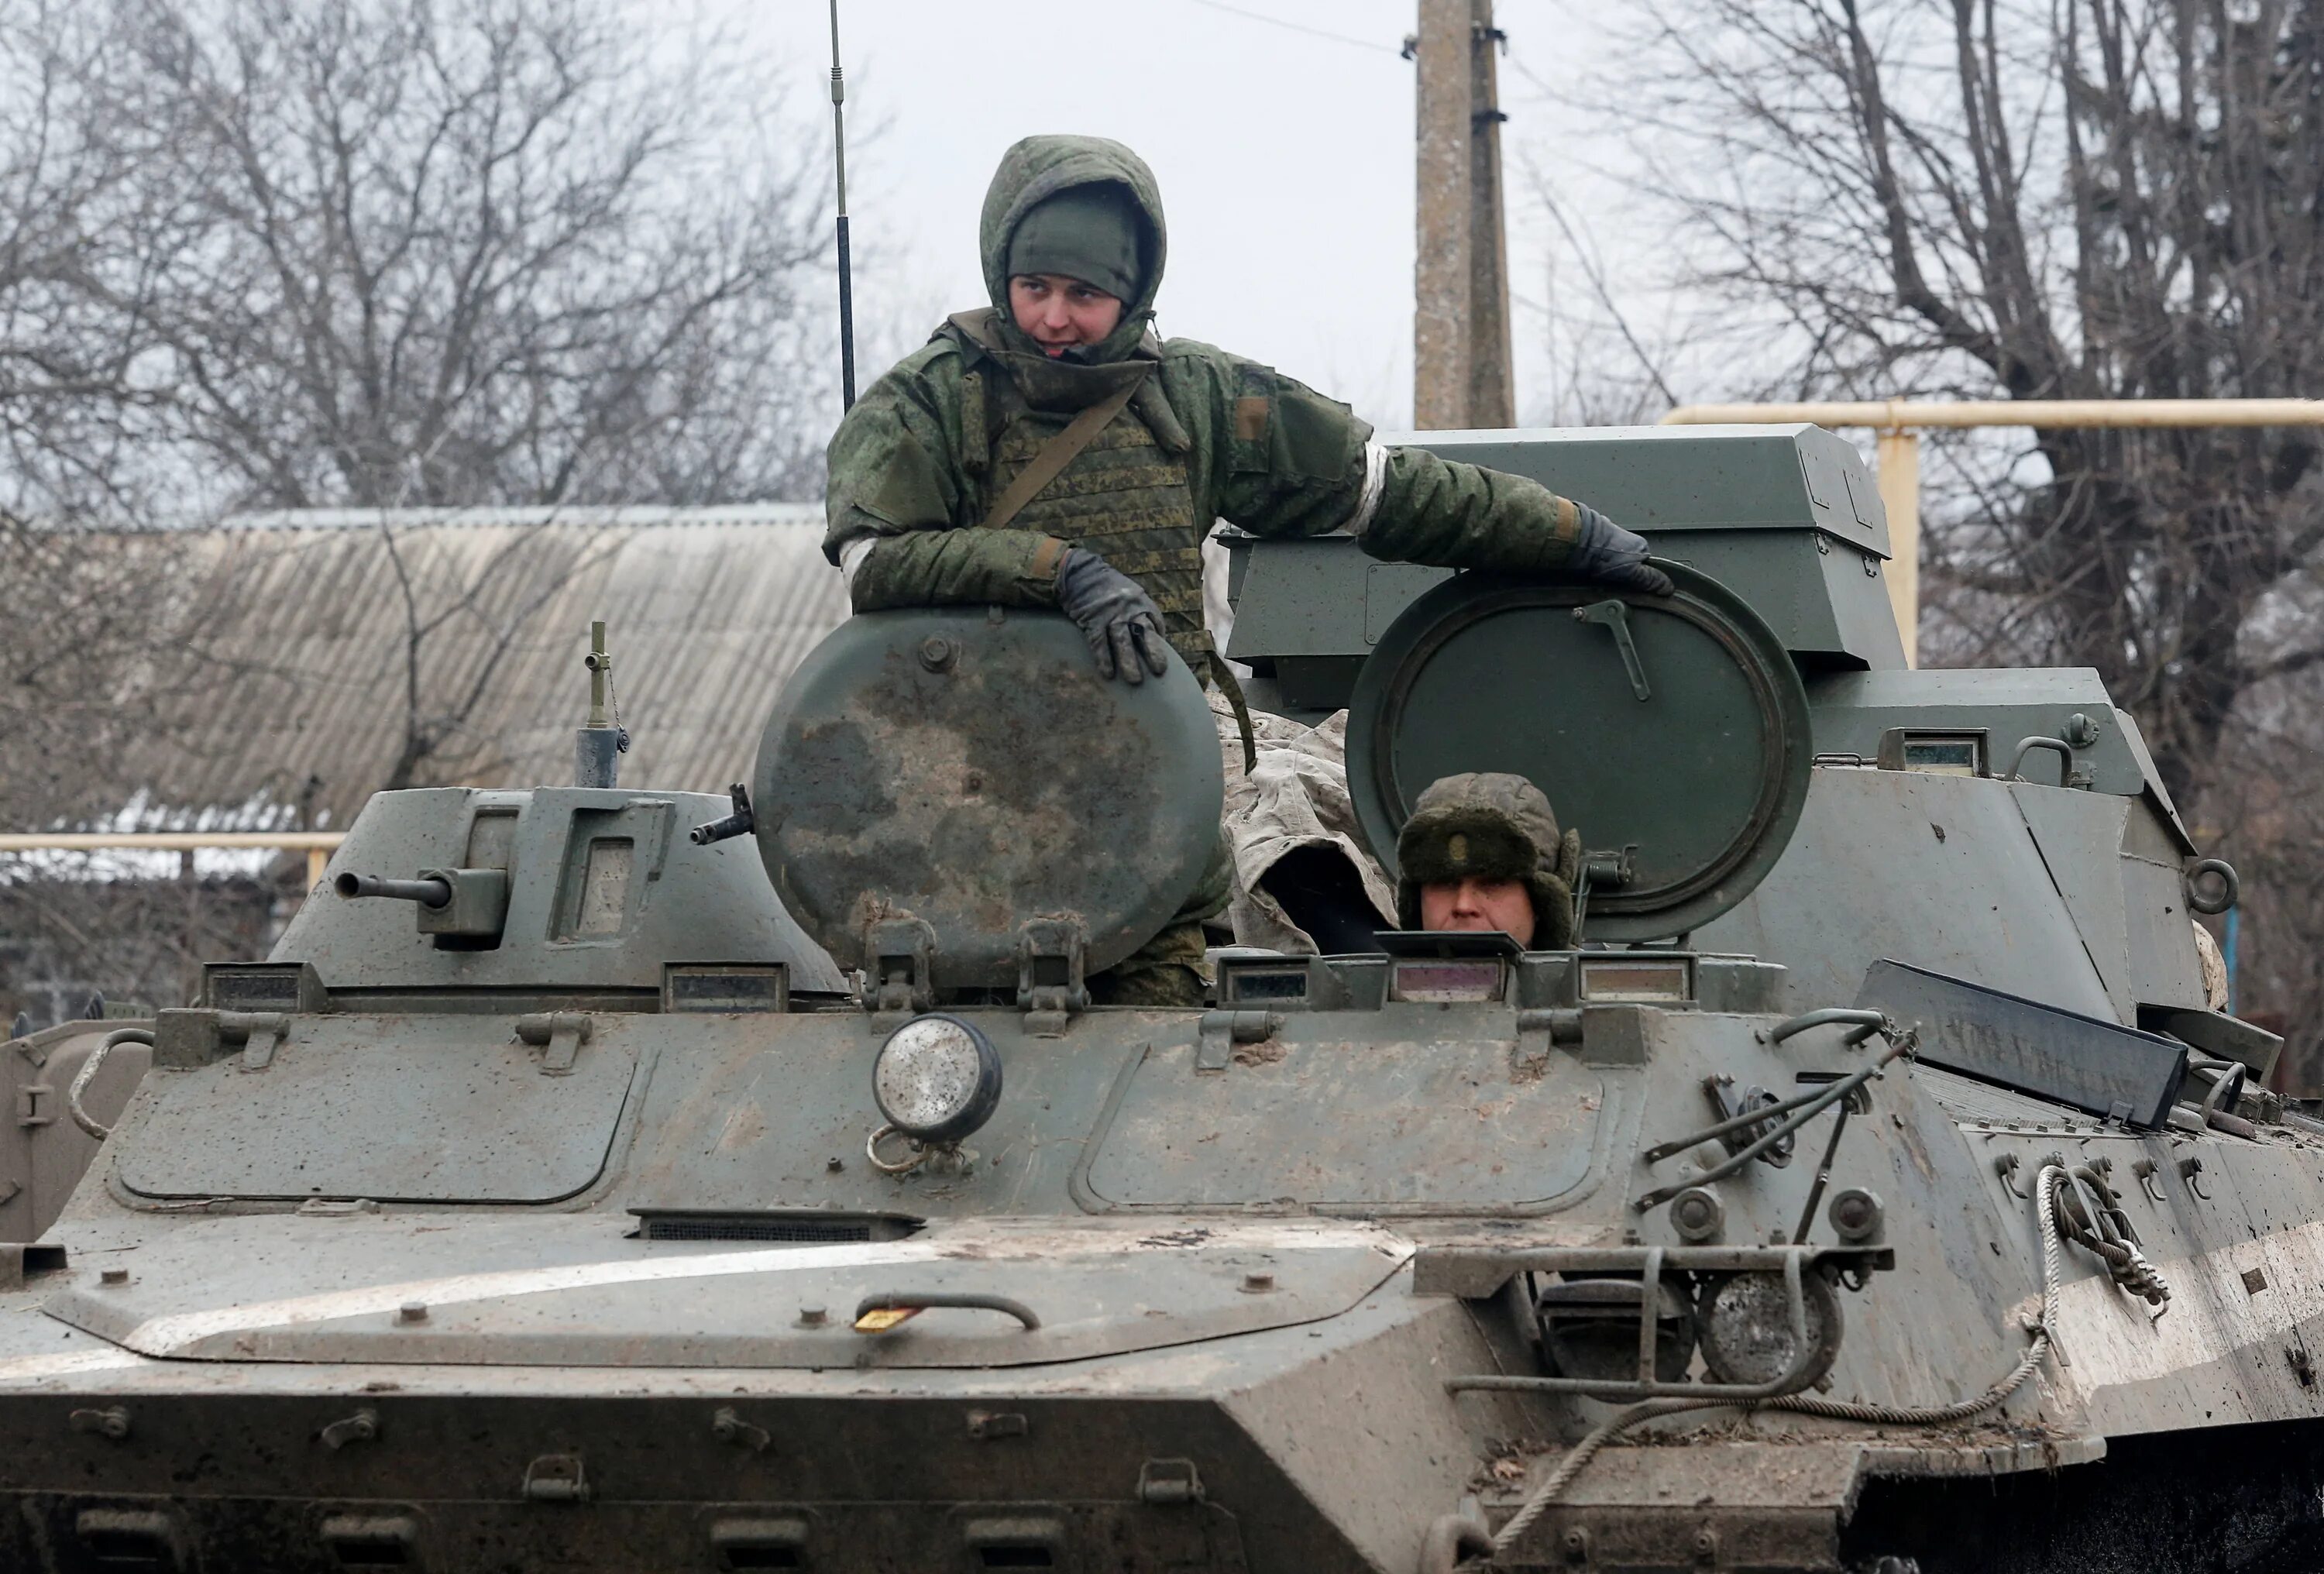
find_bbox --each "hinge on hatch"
[515,1013,593,1076]
[225,1012,289,1072]
[1016,918,1086,1038]
[1196,1010,1282,1073]
[865,917,937,1017]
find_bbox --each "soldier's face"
[1009,273,1126,356]
[1420,877,1535,947]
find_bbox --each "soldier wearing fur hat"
[1394,773,1580,950]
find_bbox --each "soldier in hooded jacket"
[824,134,1662,1004]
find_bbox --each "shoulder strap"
[980,370,1147,534]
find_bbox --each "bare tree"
[1513,150,1690,426]
[50,0,833,511]
[0,0,841,1019]
[0,0,838,806]
[371,512,624,790]
[1594,1,2324,809]
[1551,0,2324,1048]
[0,2,201,830]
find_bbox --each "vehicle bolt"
[1828,1187,1885,1243]
[798,1305,829,1327]
[1240,1272,1275,1293]
[396,1301,428,1325]
[826,1155,844,1172]
[1670,1186,1724,1243]
[98,1269,128,1286]
[917,634,956,672]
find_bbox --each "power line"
[1176,0,1401,55]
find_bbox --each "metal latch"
[514,1013,593,1076]
[1196,1010,1283,1073]
[1575,600,1652,701]
[1572,844,1638,933]
[521,1454,590,1503]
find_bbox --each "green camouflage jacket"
[823,135,1597,624]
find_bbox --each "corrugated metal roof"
[224,503,825,531]
[112,510,847,830]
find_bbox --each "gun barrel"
[334,872,452,908]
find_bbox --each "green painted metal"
[1347,561,1813,941]
[274,784,850,1001]
[1384,424,1890,554]
[116,1016,641,1204]
[0,422,2312,1572]
[1224,424,1907,720]
[751,607,1224,987]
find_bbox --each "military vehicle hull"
[2,423,2309,1573]
[2,956,2316,1573]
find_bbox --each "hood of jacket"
[978,135,1167,368]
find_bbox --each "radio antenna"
[827,0,857,411]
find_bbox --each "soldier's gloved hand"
[1566,505,1674,596]
[1054,547,1171,684]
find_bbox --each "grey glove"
[1566,506,1674,596]
[1054,547,1171,683]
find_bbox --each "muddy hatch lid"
[117,1017,638,1204]
[755,608,1225,988]
[1346,562,1813,941]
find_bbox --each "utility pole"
[1411,0,1514,430]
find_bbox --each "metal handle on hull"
[853,1292,1041,1331]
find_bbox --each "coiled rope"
[1483,1163,2079,1561]
[2052,1165,2171,1308]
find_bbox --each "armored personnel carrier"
[0,423,2305,1574]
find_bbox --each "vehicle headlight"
[1696,1268,1844,1388]
[872,1013,1002,1143]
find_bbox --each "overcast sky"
[728,0,1638,431]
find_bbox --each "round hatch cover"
[1346,562,1811,942]
[755,608,1225,987]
